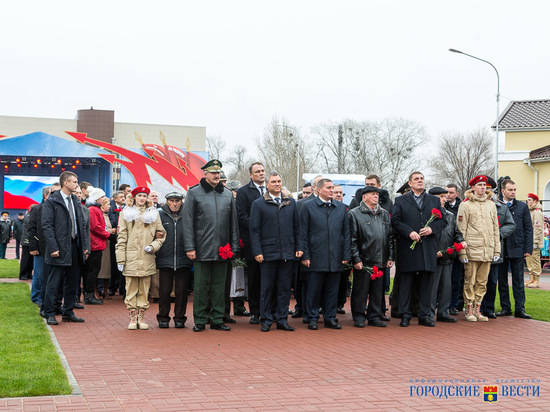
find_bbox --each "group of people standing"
[16,160,544,332]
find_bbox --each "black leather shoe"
[368,319,387,327]
[261,323,271,332]
[336,307,346,315]
[515,311,532,319]
[324,319,342,329]
[308,321,318,330]
[211,323,231,331]
[249,315,260,325]
[40,310,47,318]
[400,317,410,327]
[292,310,304,318]
[382,315,391,322]
[84,295,103,305]
[496,310,513,317]
[193,324,205,332]
[449,308,458,315]
[158,321,169,328]
[62,313,85,322]
[302,318,309,324]
[483,312,497,319]
[418,318,435,327]
[234,310,250,317]
[223,317,237,324]
[437,316,457,323]
[47,316,58,325]
[174,320,185,328]
[73,303,84,309]
[354,320,365,328]
[277,322,295,331]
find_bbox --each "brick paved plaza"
[1,288,550,411]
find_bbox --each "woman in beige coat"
[116,187,165,330]
[457,176,500,322]
[525,193,544,288]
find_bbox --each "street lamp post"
[277,124,300,195]
[449,48,500,179]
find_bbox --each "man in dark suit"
[42,171,90,325]
[108,190,126,296]
[391,171,446,327]
[249,172,302,332]
[301,178,351,330]
[444,183,464,314]
[236,162,265,323]
[497,179,533,319]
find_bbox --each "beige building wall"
[0,115,77,141]
[504,130,550,151]
[114,122,206,151]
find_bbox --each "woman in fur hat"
[116,187,166,330]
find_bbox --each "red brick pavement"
[1,290,550,411]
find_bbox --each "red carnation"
[453,242,464,253]
[447,248,454,255]
[370,265,382,280]
[239,238,245,248]
[218,243,234,260]
[431,208,442,219]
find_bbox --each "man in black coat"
[444,183,464,314]
[41,172,90,325]
[13,212,25,260]
[301,178,351,330]
[348,174,393,212]
[235,162,266,323]
[429,187,464,323]
[0,211,11,259]
[391,171,446,327]
[156,192,193,329]
[349,186,394,328]
[497,179,533,319]
[249,172,303,332]
[108,190,126,296]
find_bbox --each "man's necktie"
[275,197,281,205]
[67,197,77,239]
[259,186,265,195]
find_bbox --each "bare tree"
[430,128,495,195]
[312,118,427,195]
[206,135,226,161]
[256,117,315,193]
[225,145,253,185]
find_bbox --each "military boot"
[475,304,488,322]
[137,309,149,330]
[128,310,138,330]
[527,275,540,288]
[465,304,477,322]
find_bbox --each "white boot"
[465,304,477,322]
[475,304,488,322]
[128,310,138,330]
[137,309,149,330]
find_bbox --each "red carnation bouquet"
[444,242,464,256]
[218,243,234,260]
[367,265,383,280]
[410,208,442,250]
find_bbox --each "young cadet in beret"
[456,176,500,323]
[525,193,544,288]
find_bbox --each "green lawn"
[0,259,20,278]
[0,283,71,398]
[387,275,550,322]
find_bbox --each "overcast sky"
[1,0,549,154]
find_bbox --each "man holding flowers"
[391,171,446,327]
[182,159,240,332]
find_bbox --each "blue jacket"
[300,197,351,272]
[249,193,302,261]
[502,199,533,259]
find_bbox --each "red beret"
[528,193,539,202]
[468,175,488,187]
[131,186,151,197]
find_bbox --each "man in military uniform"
[182,160,240,332]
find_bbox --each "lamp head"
[449,48,463,54]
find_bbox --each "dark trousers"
[337,269,351,309]
[480,263,500,314]
[294,264,309,314]
[350,268,384,322]
[193,261,228,325]
[0,243,7,259]
[306,271,339,322]
[157,267,191,323]
[43,240,81,317]
[381,267,390,313]
[109,239,124,295]
[450,260,464,310]
[245,256,261,317]
[40,261,52,312]
[432,264,452,318]
[498,257,526,313]
[19,246,34,279]
[399,271,435,321]
[259,260,294,324]
[85,250,102,294]
[16,239,21,259]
